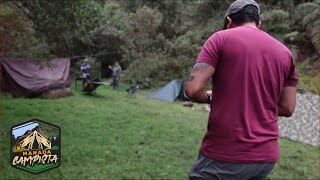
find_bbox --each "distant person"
[80,59,91,87]
[81,59,91,79]
[109,62,122,90]
[185,0,298,179]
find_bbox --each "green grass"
[1,86,319,179]
[296,59,320,95]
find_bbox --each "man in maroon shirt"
[185,0,298,179]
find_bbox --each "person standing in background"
[81,59,91,78]
[109,62,122,90]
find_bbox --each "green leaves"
[311,8,320,56]
[295,2,318,27]
[293,1,320,57]
[259,1,319,61]
[261,10,290,35]
[284,31,299,43]
[124,6,163,53]
[4,0,319,86]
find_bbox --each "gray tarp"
[1,58,70,97]
[145,79,186,102]
[279,92,320,146]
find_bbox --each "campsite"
[1,0,320,179]
[1,58,319,178]
[2,87,319,179]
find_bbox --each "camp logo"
[10,119,61,174]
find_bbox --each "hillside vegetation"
[2,0,319,91]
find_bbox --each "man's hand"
[185,62,215,103]
[206,90,213,103]
[206,90,212,97]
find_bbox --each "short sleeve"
[283,58,298,87]
[196,33,221,69]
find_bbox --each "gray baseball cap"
[225,0,260,18]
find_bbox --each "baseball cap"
[225,0,260,18]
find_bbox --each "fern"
[284,31,299,42]
[295,2,318,22]
[311,8,320,57]
[261,10,290,34]
[302,9,318,27]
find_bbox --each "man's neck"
[231,22,258,29]
[239,22,258,28]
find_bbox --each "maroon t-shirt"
[196,26,298,163]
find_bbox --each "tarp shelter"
[279,91,320,146]
[145,79,187,102]
[0,58,70,97]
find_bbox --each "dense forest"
[1,0,319,90]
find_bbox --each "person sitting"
[80,59,91,87]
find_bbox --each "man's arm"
[278,86,297,117]
[185,62,215,103]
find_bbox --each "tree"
[123,6,163,58]
[1,3,52,58]
[4,0,82,57]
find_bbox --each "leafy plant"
[261,9,290,35]
[310,3,320,56]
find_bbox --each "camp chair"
[82,78,101,93]
[126,84,140,97]
[82,79,111,94]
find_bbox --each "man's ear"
[258,21,262,28]
[227,16,232,29]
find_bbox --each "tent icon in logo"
[20,130,51,151]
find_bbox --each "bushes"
[297,58,320,94]
[261,10,290,37]
[5,0,319,89]
[122,27,203,88]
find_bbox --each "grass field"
[1,85,319,179]
[296,59,320,95]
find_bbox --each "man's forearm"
[184,62,215,104]
[278,104,293,117]
[277,86,297,117]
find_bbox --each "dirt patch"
[41,88,72,99]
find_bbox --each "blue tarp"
[145,79,185,102]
